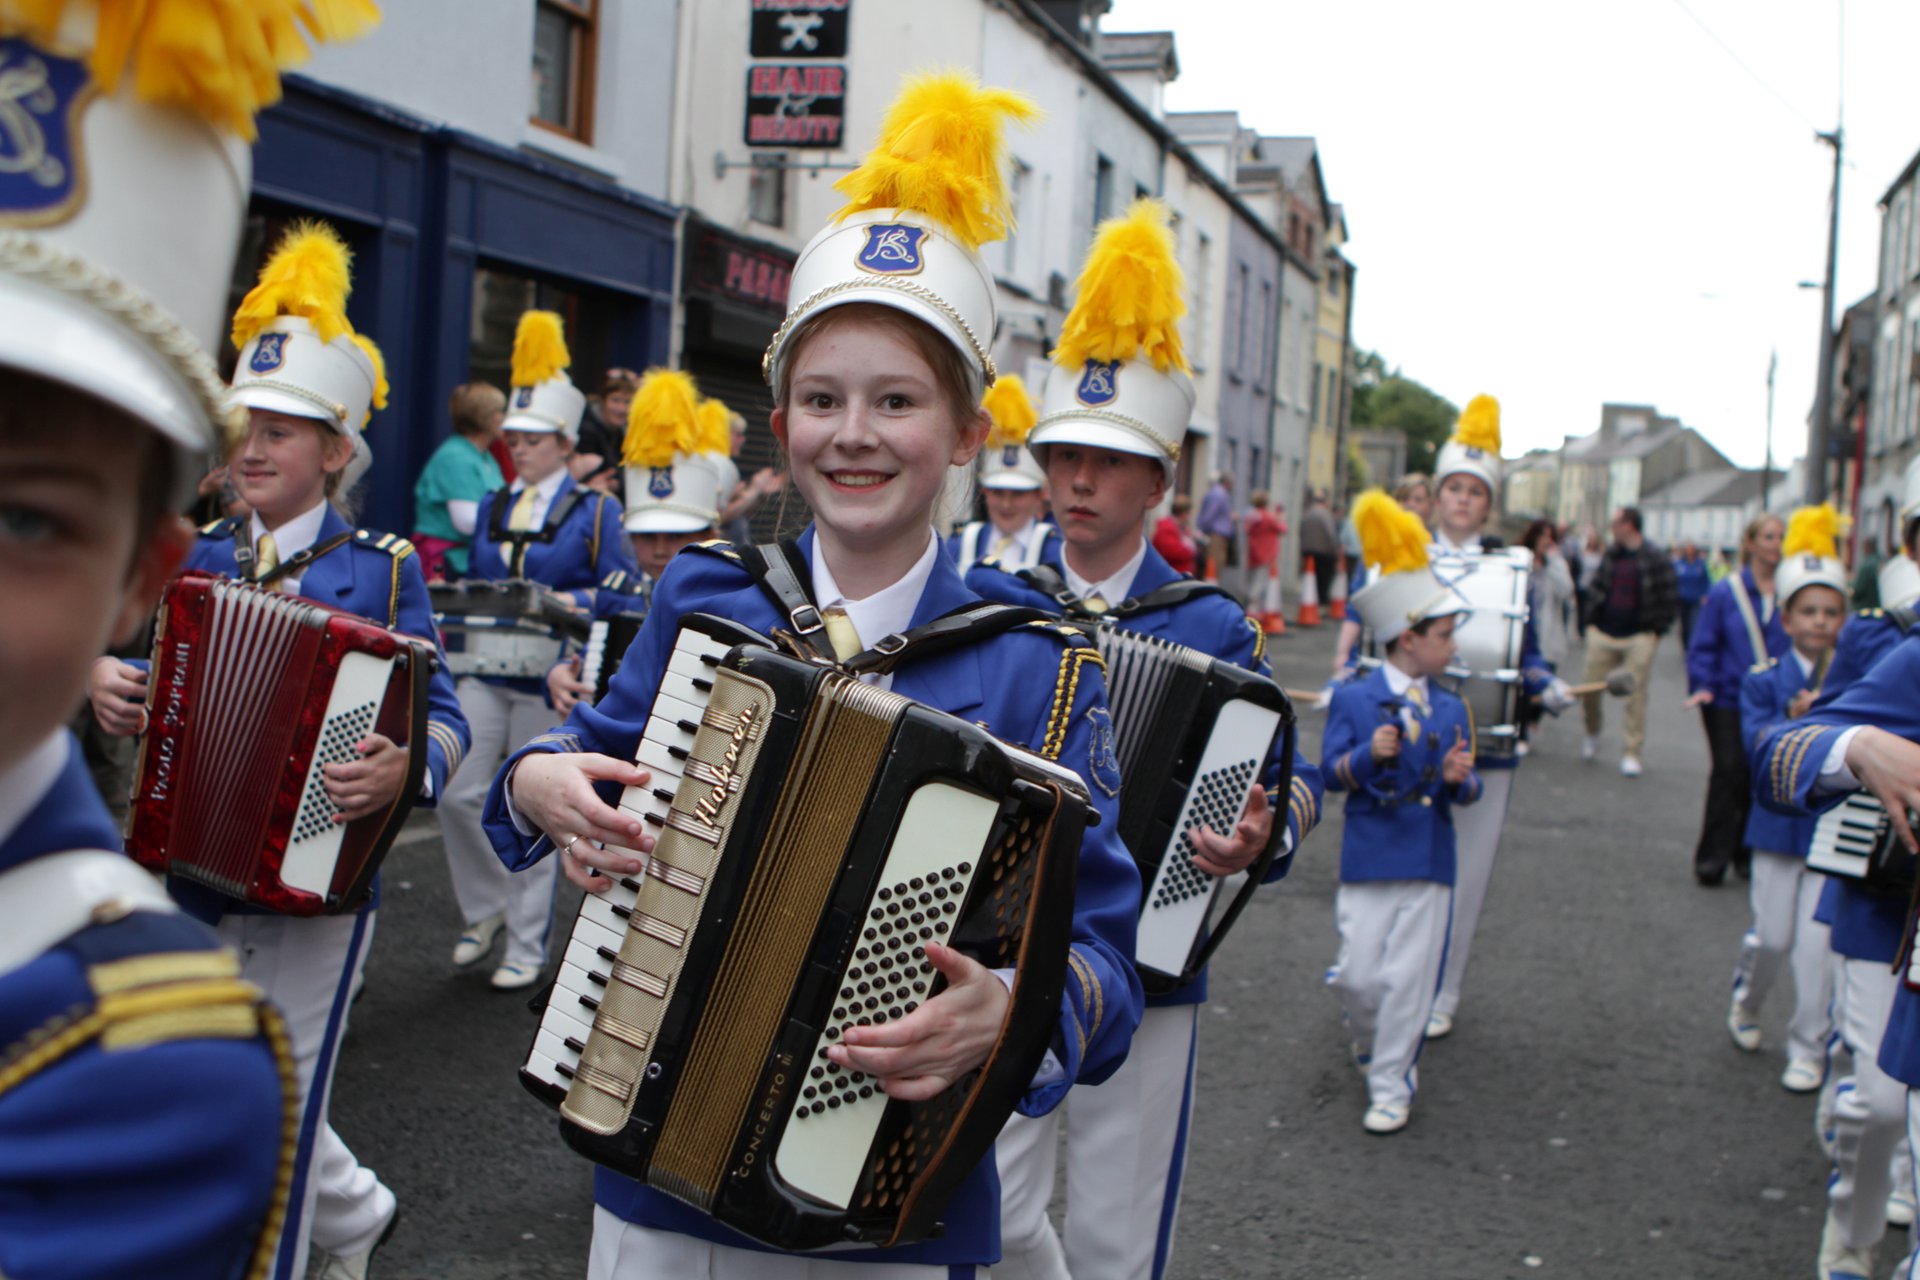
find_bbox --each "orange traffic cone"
[1329,552,1348,620]
[1297,557,1322,627]
[1261,562,1286,633]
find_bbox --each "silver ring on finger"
[563,834,580,857]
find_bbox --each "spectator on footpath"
[1853,536,1883,611]
[1152,493,1200,577]
[1683,511,1787,885]
[1708,546,1733,583]
[1198,470,1237,580]
[1580,506,1679,779]
[570,369,638,494]
[1515,519,1576,757]
[412,382,507,581]
[1299,487,1340,611]
[1246,489,1287,624]
[1575,524,1605,635]
[1674,541,1711,648]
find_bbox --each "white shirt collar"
[811,528,941,653]
[250,499,330,562]
[1380,660,1429,703]
[1790,648,1818,680]
[987,517,1040,552]
[0,733,70,854]
[512,469,567,503]
[1063,538,1149,605]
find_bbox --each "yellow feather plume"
[694,399,733,456]
[623,369,701,469]
[1453,395,1501,454]
[982,372,1037,448]
[833,70,1040,252]
[5,0,383,141]
[230,221,353,351]
[1352,489,1431,576]
[1052,199,1189,374]
[349,333,388,421]
[510,311,570,389]
[1783,503,1843,561]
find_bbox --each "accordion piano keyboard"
[522,626,734,1100]
[1808,793,1887,880]
[579,619,609,700]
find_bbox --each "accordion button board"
[281,651,393,896]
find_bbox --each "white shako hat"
[1346,488,1471,644]
[502,309,586,439]
[1774,503,1850,608]
[1029,199,1193,480]
[228,222,389,496]
[762,71,1038,402]
[979,372,1044,490]
[1881,555,1920,611]
[622,370,728,534]
[0,3,377,506]
[1435,394,1503,497]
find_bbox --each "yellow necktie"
[1082,593,1109,615]
[508,486,538,532]
[254,533,289,591]
[991,533,1015,561]
[821,606,863,661]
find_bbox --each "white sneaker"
[1887,1186,1916,1229]
[451,913,505,968]
[1581,734,1599,762]
[1727,1001,1761,1052]
[1425,1011,1454,1040]
[1819,1213,1876,1279]
[1514,740,1531,758]
[490,961,543,991]
[1363,1102,1410,1134]
[1619,756,1643,778]
[1783,1057,1826,1093]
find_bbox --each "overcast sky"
[1104,0,1919,471]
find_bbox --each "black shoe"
[1696,869,1726,886]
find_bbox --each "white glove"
[1541,677,1576,715]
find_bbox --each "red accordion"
[127,572,435,915]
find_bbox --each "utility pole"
[1763,348,1776,510]
[1807,127,1843,503]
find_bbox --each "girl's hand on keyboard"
[513,752,654,890]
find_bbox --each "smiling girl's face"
[772,306,986,566]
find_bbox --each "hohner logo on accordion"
[127,573,434,915]
[520,614,1092,1250]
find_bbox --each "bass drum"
[1429,547,1531,760]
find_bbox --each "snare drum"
[431,579,587,680]
[1430,548,1531,759]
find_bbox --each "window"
[1232,262,1250,378]
[1093,153,1115,229]
[1258,280,1274,389]
[1327,260,1342,297]
[1310,360,1322,424]
[1004,158,1031,278]
[469,265,618,401]
[1135,182,1151,204]
[748,154,787,228]
[1192,232,1212,368]
[532,0,597,141]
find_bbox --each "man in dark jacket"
[1581,507,1678,777]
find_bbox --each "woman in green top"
[413,382,506,579]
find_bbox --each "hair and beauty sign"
[744,1,847,149]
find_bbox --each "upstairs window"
[532,0,597,142]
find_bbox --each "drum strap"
[1728,572,1771,663]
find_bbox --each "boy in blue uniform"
[438,310,638,990]
[482,71,1143,1280]
[1727,506,1847,1091]
[971,201,1322,1280]
[948,372,1059,576]
[5,7,375,1277]
[1325,491,1480,1135]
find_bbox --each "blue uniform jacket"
[1739,657,1817,856]
[1687,567,1790,705]
[1753,632,1920,1084]
[0,736,285,1280]
[1809,613,1912,962]
[1322,666,1483,885]
[147,509,470,922]
[482,529,1144,1267]
[966,543,1326,1008]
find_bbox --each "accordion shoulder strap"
[1112,578,1232,617]
[739,542,834,661]
[843,603,1059,677]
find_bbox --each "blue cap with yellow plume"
[623,369,727,535]
[979,372,1043,490]
[1777,503,1850,607]
[502,310,585,439]
[766,70,1040,399]
[1029,199,1194,475]
[1436,394,1503,496]
[0,0,381,507]
[1347,489,1469,643]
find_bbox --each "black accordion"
[580,610,646,704]
[519,615,1091,1249]
[1810,793,1918,896]
[1091,625,1293,992]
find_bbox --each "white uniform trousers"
[1897,1094,1920,1279]
[1334,881,1453,1108]
[586,1207,985,1279]
[440,678,561,969]
[219,910,393,1279]
[1729,850,1834,1065]
[994,1003,1200,1280]
[1829,956,1912,1251]
[1431,768,1513,1021]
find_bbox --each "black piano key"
[564,1036,585,1053]
[692,677,714,692]
[557,1062,576,1079]
[653,788,675,803]
[676,719,699,735]
[667,746,690,761]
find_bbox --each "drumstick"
[1532,669,1636,702]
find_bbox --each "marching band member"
[1423,401,1569,1039]
[948,372,1058,575]
[483,71,1143,1279]
[436,310,636,991]
[1329,472,1433,681]
[547,373,727,717]
[88,219,465,1279]
[1725,506,1845,1091]
[0,4,384,1273]
[1324,491,1480,1135]
[969,200,1323,1280]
